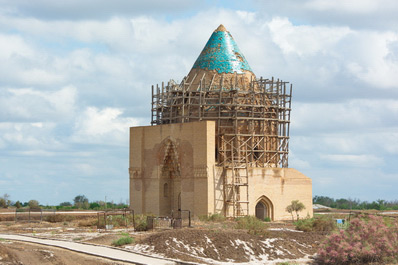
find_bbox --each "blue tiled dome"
[192,24,253,74]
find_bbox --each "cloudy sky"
[0,0,397,205]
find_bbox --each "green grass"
[235,216,268,235]
[112,236,134,246]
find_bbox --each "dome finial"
[215,24,227,32]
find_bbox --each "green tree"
[14,201,22,208]
[28,200,40,209]
[73,195,89,209]
[0,198,6,208]
[286,200,306,221]
[59,201,72,207]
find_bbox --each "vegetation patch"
[134,214,149,231]
[235,216,268,235]
[199,213,226,222]
[112,235,134,246]
[295,216,336,233]
[317,214,398,264]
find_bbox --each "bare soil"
[129,228,325,264]
[0,240,133,265]
[0,213,329,264]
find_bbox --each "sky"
[0,0,397,205]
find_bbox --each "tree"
[0,194,11,208]
[286,200,306,221]
[0,198,6,208]
[14,201,22,208]
[28,200,40,209]
[73,195,89,209]
[59,201,72,207]
[286,204,295,221]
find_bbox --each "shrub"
[313,216,336,233]
[199,213,226,222]
[317,214,398,264]
[112,236,134,246]
[295,216,336,233]
[134,214,148,231]
[264,217,271,222]
[295,218,314,232]
[235,216,268,235]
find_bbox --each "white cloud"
[320,154,384,167]
[0,86,76,121]
[267,17,351,56]
[0,0,200,20]
[253,0,398,30]
[305,0,379,14]
[71,107,139,145]
[0,34,35,59]
[293,99,398,133]
[0,122,60,151]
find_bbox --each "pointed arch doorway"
[160,139,181,216]
[255,196,273,221]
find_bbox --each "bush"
[295,216,336,233]
[134,214,148,231]
[317,214,398,264]
[295,218,314,232]
[264,217,271,222]
[313,216,336,233]
[112,236,134,246]
[199,213,226,222]
[235,216,268,235]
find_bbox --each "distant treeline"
[0,193,128,210]
[313,195,398,210]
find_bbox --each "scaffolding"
[151,73,292,217]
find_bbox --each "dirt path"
[0,234,176,265]
[0,240,134,265]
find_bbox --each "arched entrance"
[255,201,267,220]
[255,196,273,221]
[160,139,181,216]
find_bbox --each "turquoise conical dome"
[185,25,256,91]
[192,24,253,74]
